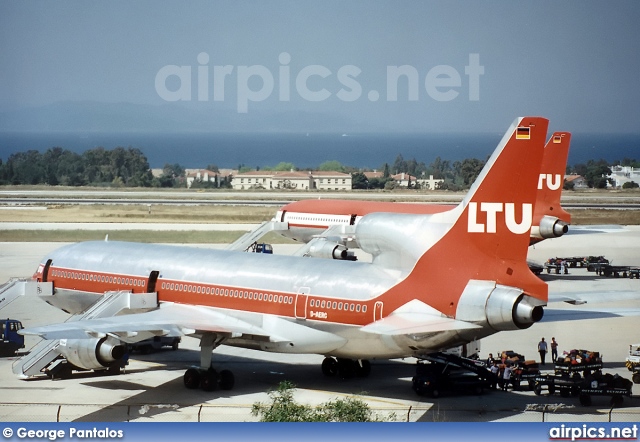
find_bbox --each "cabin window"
[356,305,361,312]
[279,295,283,303]
[332,302,337,309]
[338,302,343,310]
[350,304,355,311]
[321,300,326,308]
[362,305,367,313]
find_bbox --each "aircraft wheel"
[184,368,201,389]
[321,357,338,377]
[632,373,640,384]
[430,388,440,398]
[200,369,219,391]
[560,389,570,398]
[355,360,371,377]
[534,384,542,396]
[219,369,235,390]
[548,384,556,395]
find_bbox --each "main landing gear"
[321,357,371,379]
[183,333,235,392]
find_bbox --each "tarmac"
[0,226,639,422]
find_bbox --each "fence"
[1,403,639,423]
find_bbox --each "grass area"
[566,209,640,225]
[0,204,276,224]
[0,230,298,244]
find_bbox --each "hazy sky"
[1,1,639,134]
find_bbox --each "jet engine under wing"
[20,302,287,343]
[360,300,481,336]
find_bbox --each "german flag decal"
[553,135,563,143]
[516,126,530,140]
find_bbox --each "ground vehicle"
[534,349,632,406]
[591,264,639,278]
[585,256,609,271]
[491,350,540,390]
[246,242,273,254]
[412,352,496,398]
[0,318,24,357]
[128,336,181,354]
[625,344,640,383]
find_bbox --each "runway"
[0,227,639,422]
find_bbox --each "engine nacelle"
[485,288,544,330]
[308,241,356,261]
[58,336,126,370]
[538,215,569,239]
[457,281,544,332]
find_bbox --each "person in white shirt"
[502,364,512,390]
[538,337,548,365]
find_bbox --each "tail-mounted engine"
[307,241,357,261]
[456,281,545,332]
[57,336,126,370]
[537,215,569,239]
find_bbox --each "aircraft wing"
[360,299,481,336]
[20,302,286,343]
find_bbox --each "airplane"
[22,116,551,391]
[270,132,571,256]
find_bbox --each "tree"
[351,172,369,189]
[392,154,406,174]
[382,163,390,178]
[251,381,394,422]
[453,158,485,186]
[622,181,639,189]
[273,162,296,172]
[584,159,612,188]
[318,160,345,172]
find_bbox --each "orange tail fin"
[535,132,572,225]
[397,117,549,318]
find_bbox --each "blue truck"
[0,318,24,357]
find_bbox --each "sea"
[0,132,638,170]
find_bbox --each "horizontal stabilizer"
[548,290,640,305]
[360,300,481,336]
[541,306,640,322]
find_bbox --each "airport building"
[609,166,640,188]
[231,170,352,190]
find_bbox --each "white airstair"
[13,290,158,378]
[0,278,52,312]
[225,220,288,251]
